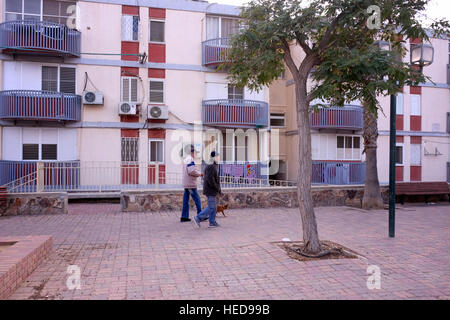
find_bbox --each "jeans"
[181,188,202,219]
[196,196,217,225]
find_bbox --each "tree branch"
[297,38,314,56]
[318,13,343,50]
[281,39,300,80]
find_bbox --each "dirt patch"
[276,240,359,262]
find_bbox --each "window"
[5,0,40,21]
[149,20,165,43]
[395,144,403,165]
[410,144,421,166]
[41,144,57,160]
[121,77,138,102]
[59,67,76,94]
[41,66,76,93]
[396,93,404,115]
[122,15,139,41]
[228,85,244,100]
[43,0,76,26]
[121,137,139,163]
[149,80,164,104]
[206,16,238,40]
[42,66,58,92]
[22,143,57,161]
[337,136,361,160]
[270,113,286,127]
[22,144,39,160]
[149,140,164,163]
[410,94,421,116]
[5,0,77,26]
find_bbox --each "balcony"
[0,20,81,57]
[202,37,230,67]
[312,161,365,185]
[0,90,81,122]
[310,106,363,131]
[202,99,269,128]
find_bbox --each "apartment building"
[269,36,450,184]
[0,0,270,191]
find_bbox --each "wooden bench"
[0,186,7,208]
[396,182,450,204]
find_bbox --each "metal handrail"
[202,99,269,127]
[202,37,231,66]
[0,90,82,121]
[309,105,363,130]
[0,20,81,56]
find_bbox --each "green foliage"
[224,0,449,111]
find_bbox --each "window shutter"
[42,66,58,91]
[121,78,130,102]
[149,81,164,103]
[130,78,138,102]
[410,94,421,116]
[121,15,131,41]
[59,67,76,94]
[42,144,57,160]
[410,144,421,165]
[206,16,219,40]
[122,15,139,41]
[150,21,165,42]
[23,144,39,160]
[396,93,404,115]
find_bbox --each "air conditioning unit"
[82,91,104,105]
[148,105,169,120]
[119,102,137,115]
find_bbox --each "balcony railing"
[312,161,365,185]
[310,106,363,131]
[0,90,81,122]
[0,20,81,57]
[202,99,269,128]
[202,37,230,67]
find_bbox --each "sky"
[214,0,450,24]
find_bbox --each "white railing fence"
[1,161,296,194]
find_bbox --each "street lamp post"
[375,40,434,238]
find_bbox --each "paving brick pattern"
[0,203,449,300]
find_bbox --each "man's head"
[210,151,220,163]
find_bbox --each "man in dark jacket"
[193,151,221,228]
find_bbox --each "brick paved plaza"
[0,203,449,300]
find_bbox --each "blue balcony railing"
[202,37,230,67]
[310,106,363,131]
[312,161,365,185]
[202,99,269,128]
[0,90,81,122]
[0,20,81,57]
[0,160,81,192]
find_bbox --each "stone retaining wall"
[0,193,68,216]
[121,186,390,212]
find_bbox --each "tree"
[225,0,449,254]
[311,1,449,210]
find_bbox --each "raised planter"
[121,185,390,212]
[0,235,53,299]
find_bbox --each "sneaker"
[192,216,201,228]
[209,222,220,228]
[180,218,191,222]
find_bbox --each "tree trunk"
[295,78,322,254]
[362,103,384,209]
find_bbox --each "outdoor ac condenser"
[82,91,104,105]
[119,102,137,115]
[148,105,169,120]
